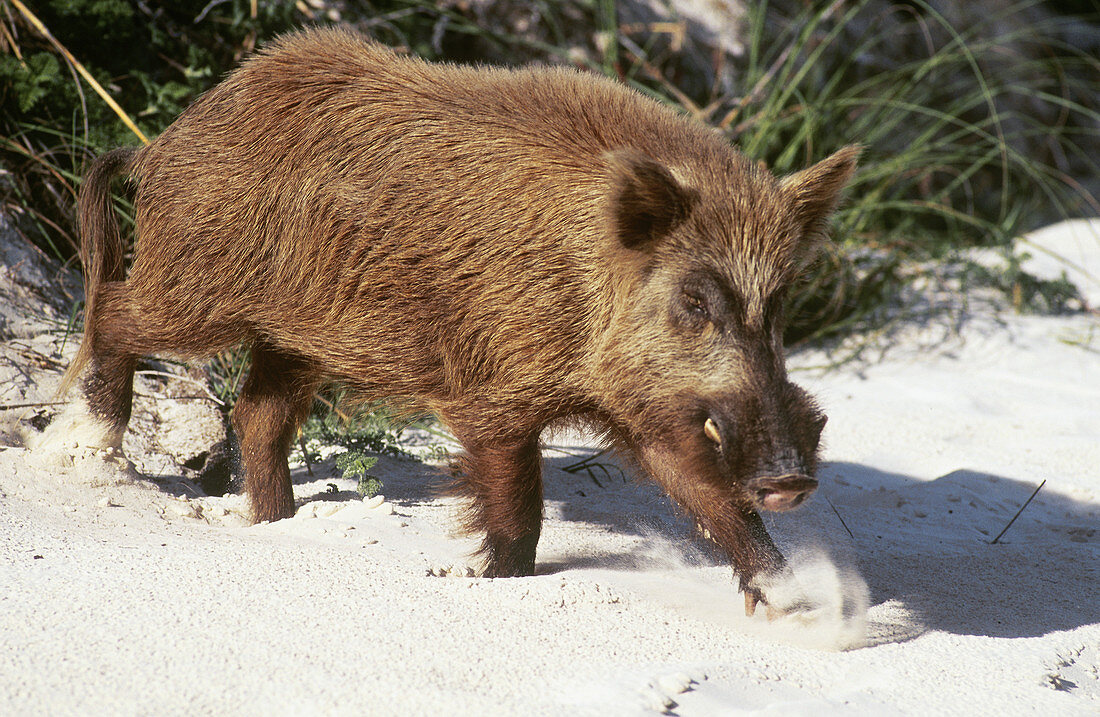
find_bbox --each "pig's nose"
[748,474,818,512]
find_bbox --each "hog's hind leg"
[454,435,544,577]
[232,341,319,523]
[70,282,168,448]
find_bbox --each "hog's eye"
[682,290,708,317]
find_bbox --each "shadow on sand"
[202,438,1098,642]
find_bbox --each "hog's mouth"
[746,474,818,512]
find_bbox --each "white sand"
[1,219,1098,715]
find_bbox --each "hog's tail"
[59,147,138,396]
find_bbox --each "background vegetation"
[2,1,1097,413]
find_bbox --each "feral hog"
[62,27,858,615]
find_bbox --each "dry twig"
[991,479,1046,544]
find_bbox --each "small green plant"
[291,403,431,498]
[357,475,384,498]
[334,451,382,497]
[297,408,412,459]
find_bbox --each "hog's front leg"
[451,434,544,577]
[694,501,788,617]
[738,510,788,617]
[636,442,793,615]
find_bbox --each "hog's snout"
[747,474,818,512]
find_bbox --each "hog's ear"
[779,145,861,243]
[605,149,696,250]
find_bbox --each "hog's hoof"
[250,500,296,524]
[479,558,536,579]
[744,582,821,619]
[744,586,762,616]
[744,586,777,619]
[479,533,538,577]
[31,400,124,453]
[744,588,792,620]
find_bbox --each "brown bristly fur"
[62,27,858,611]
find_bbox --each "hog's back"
[123,28,722,412]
